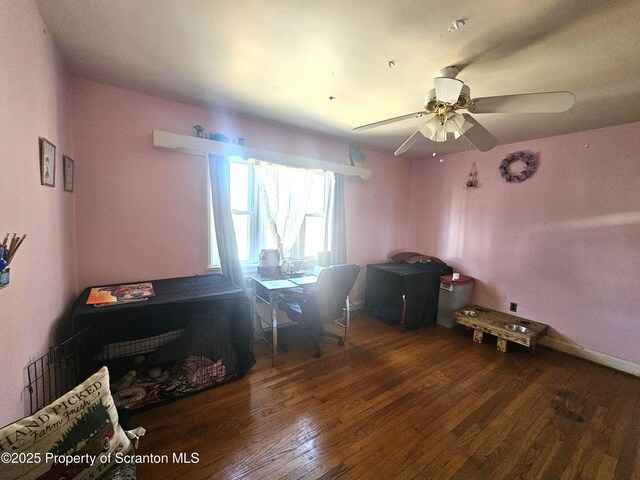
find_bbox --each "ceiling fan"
[353,66,576,156]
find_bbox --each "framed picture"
[63,155,74,192]
[40,138,56,187]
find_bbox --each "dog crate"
[26,274,256,415]
[26,320,243,416]
[26,327,98,415]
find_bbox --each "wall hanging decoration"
[39,137,56,187]
[498,150,537,183]
[63,155,74,192]
[465,161,478,188]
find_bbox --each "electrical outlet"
[510,302,518,312]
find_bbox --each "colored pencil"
[7,234,16,257]
[8,234,26,264]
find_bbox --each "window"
[229,160,253,262]
[209,157,331,267]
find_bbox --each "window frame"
[208,156,329,269]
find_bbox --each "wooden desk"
[453,305,548,353]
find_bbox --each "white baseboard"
[539,337,640,377]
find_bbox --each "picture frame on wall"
[40,137,56,187]
[63,155,74,192]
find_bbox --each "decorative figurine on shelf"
[350,144,366,166]
[466,173,475,188]
[193,125,204,138]
[210,132,229,143]
[465,161,478,188]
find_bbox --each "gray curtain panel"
[208,155,245,289]
[330,173,347,264]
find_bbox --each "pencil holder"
[0,266,9,289]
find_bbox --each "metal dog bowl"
[505,323,530,333]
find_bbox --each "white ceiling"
[35,0,640,158]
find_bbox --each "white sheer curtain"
[254,161,317,259]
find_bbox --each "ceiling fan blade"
[434,77,464,104]
[353,112,425,131]
[461,114,498,152]
[394,129,422,156]
[468,91,575,114]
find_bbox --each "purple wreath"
[498,151,537,183]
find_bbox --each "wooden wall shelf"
[153,130,371,180]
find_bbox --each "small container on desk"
[0,266,9,289]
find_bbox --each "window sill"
[205,264,258,275]
[207,259,319,277]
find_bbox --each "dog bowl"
[505,323,530,333]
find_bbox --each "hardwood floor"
[132,311,640,479]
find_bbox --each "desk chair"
[278,264,361,358]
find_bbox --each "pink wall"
[407,123,640,363]
[70,78,412,298]
[0,2,76,424]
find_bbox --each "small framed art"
[40,138,56,187]
[63,155,74,192]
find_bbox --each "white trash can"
[437,274,475,328]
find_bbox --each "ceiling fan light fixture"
[456,85,471,108]
[353,64,574,156]
[420,125,448,143]
[419,112,471,142]
[434,77,464,104]
[420,117,449,142]
[424,89,439,112]
[419,116,441,139]
[448,112,472,138]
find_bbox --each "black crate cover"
[365,262,453,329]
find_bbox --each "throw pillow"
[407,254,445,264]
[390,252,445,264]
[0,366,132,480]
[389,251,425,263]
